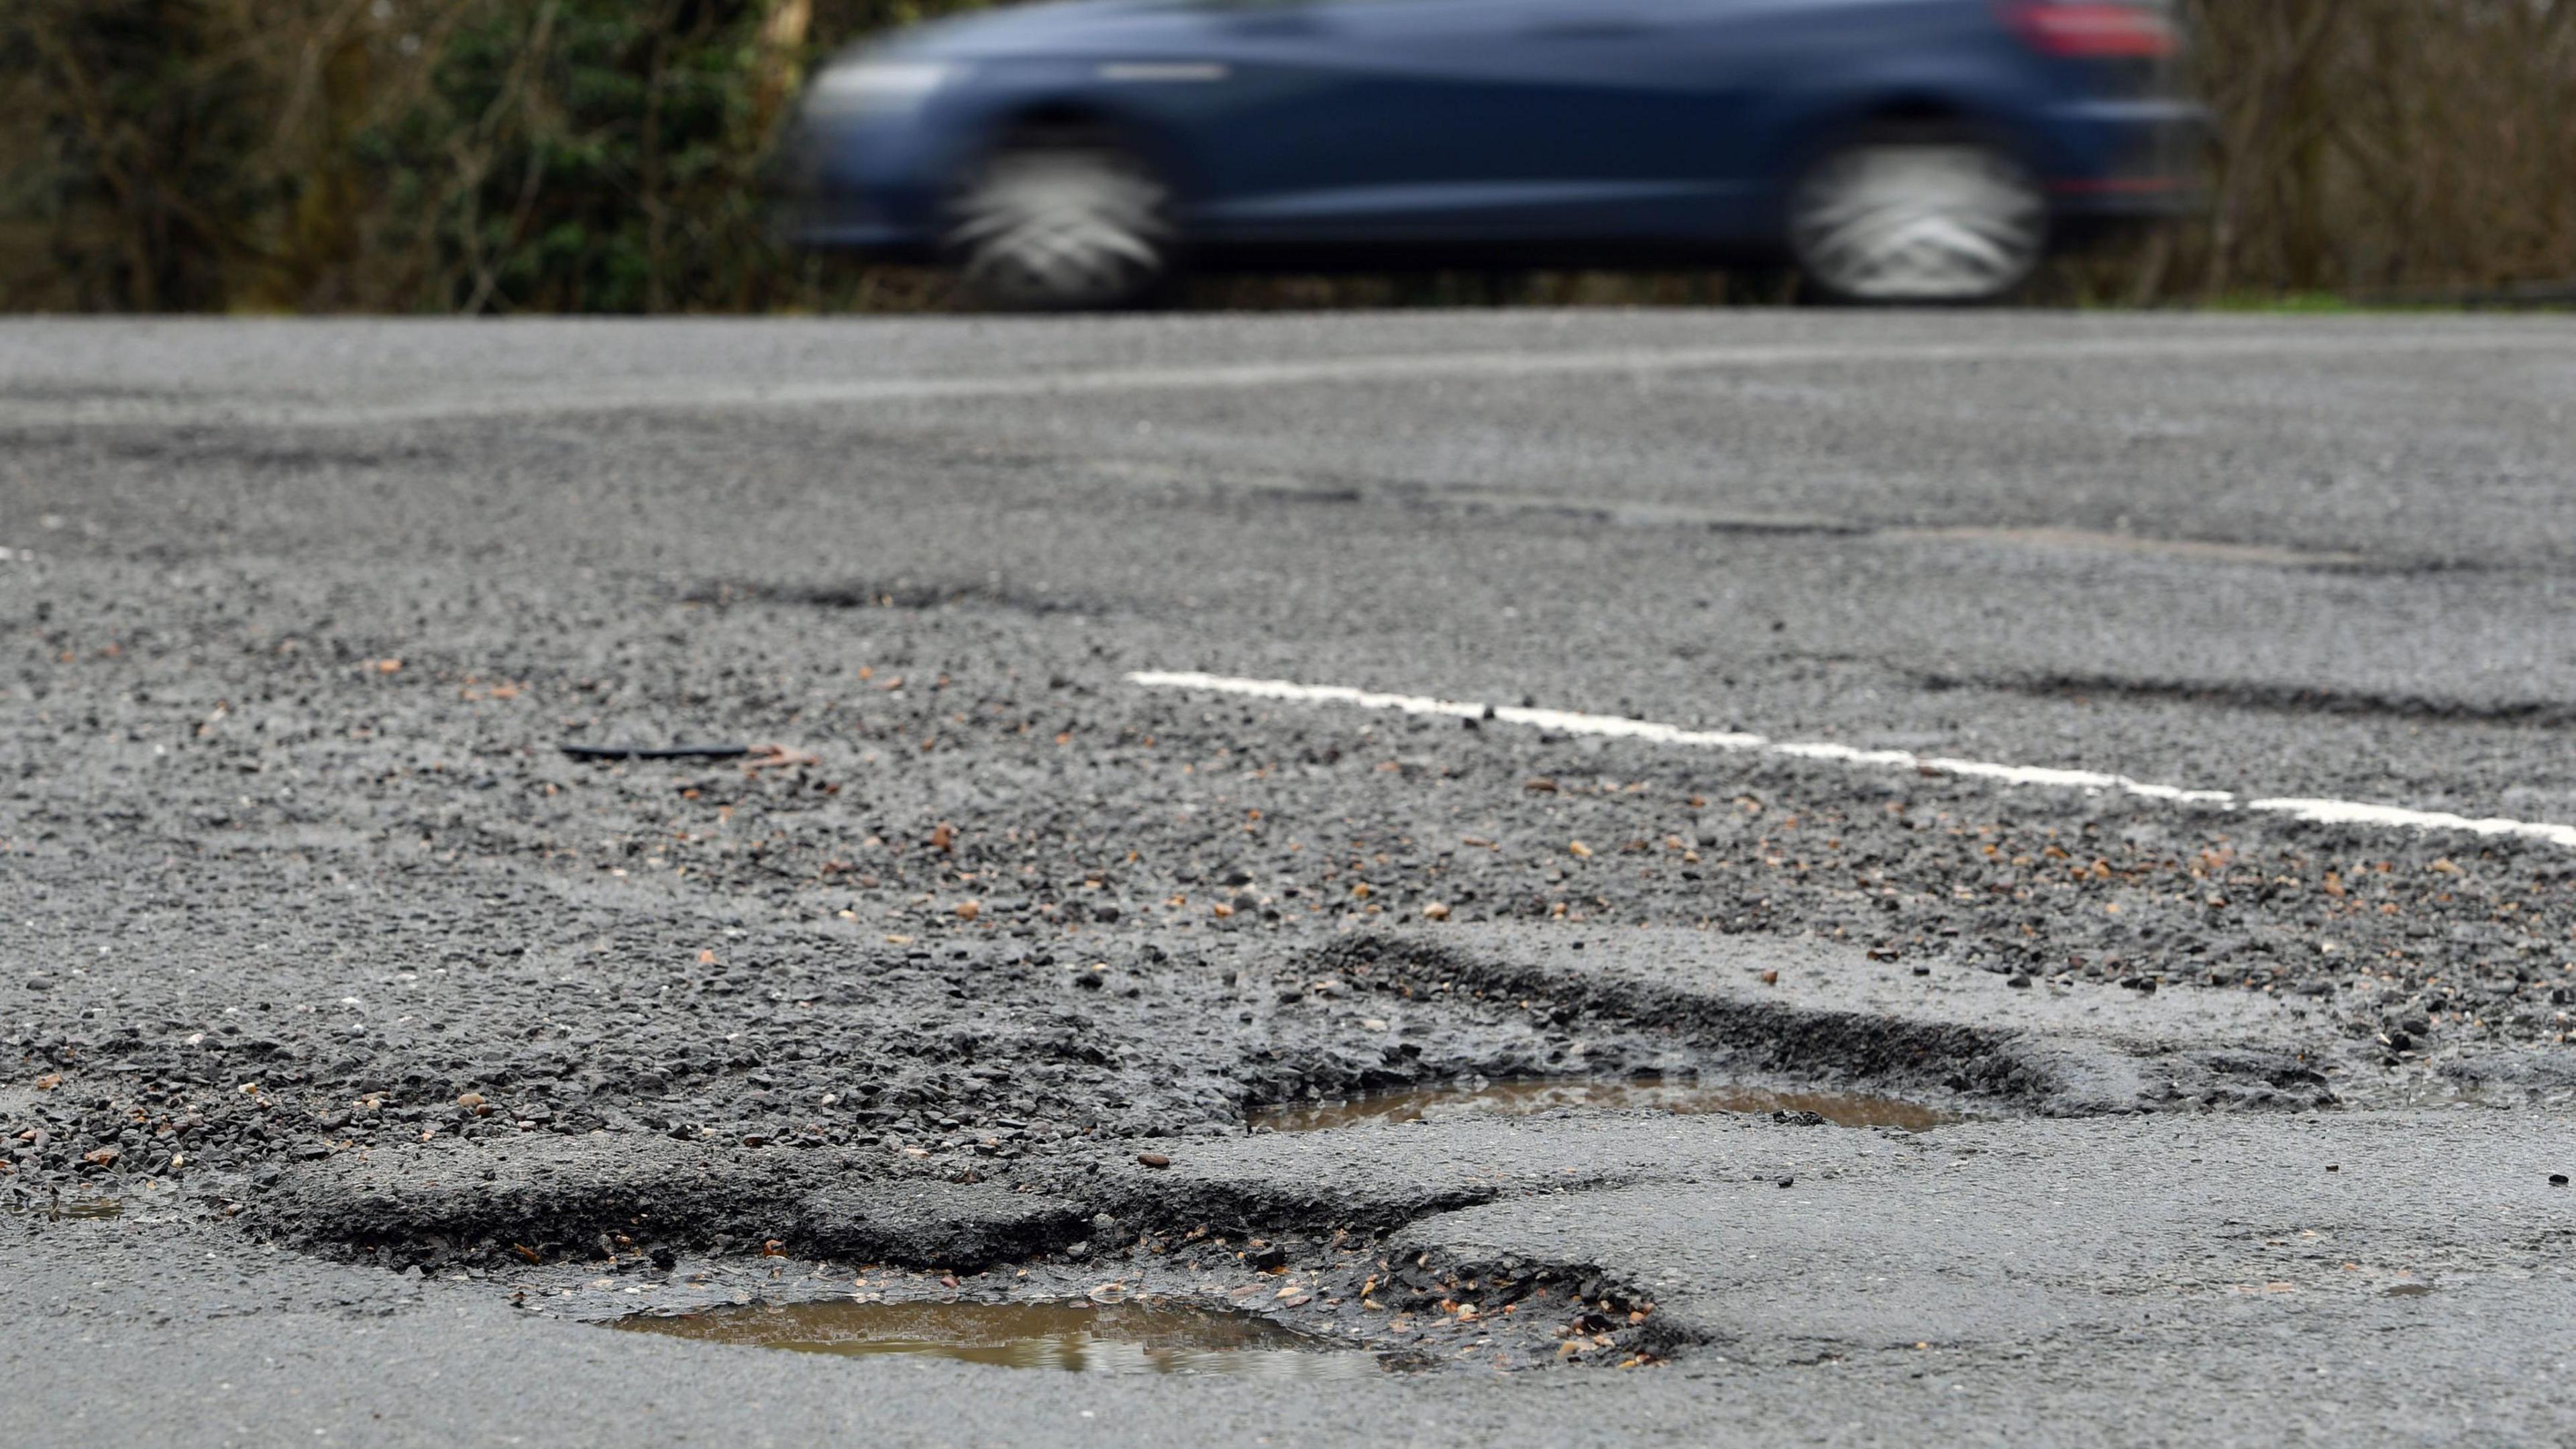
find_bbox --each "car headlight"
[804,60,965,117]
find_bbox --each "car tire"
[1786,135,2047,305]
[946,133,1173,311]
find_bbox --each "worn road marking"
[13,326,2569,429]
[1128,670,2576,850]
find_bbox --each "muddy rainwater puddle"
[615,1299,1378,1379]
[1254,1076,1942,1132]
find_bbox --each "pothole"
[1251,1075,1942,1133]
[614,1297,1379,1378]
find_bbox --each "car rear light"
[2003,2,2178,58]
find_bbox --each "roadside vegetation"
[5,0,2572,312]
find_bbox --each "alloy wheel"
[949,145,1171,311]
[1789,144,2046,304]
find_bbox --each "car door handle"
[1225,10,1320,33]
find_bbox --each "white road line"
[14,325,2571,429]
[1127,669,2576,851]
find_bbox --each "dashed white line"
[1126,670,2576,851]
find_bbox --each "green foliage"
[1,0,988,311]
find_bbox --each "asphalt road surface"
[5,312,2574,1446]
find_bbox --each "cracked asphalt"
[5,311,2575,1446]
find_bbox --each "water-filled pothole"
[1252,1075,1943,1133]
[616,1299,1378,1378]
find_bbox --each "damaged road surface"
[6,313,2575,1446]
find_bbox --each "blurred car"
[784,0,2203,307]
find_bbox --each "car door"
[1174,0,1772,244]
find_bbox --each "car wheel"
[947,136,1173,311]
[1787,139,2046,305]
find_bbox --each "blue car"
[786,0,2202,307]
